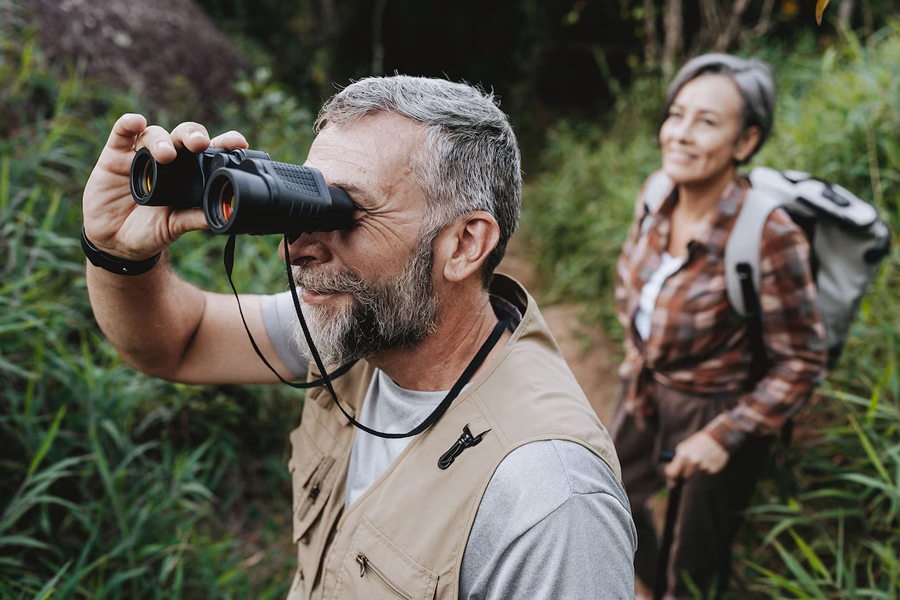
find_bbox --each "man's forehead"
[307,113,427,207]
[313,113,425,158]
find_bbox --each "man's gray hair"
[315,75,522,287]
[664,53,776,164]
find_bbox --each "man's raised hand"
[82,113,248,262]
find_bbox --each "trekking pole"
[654,449,684,600]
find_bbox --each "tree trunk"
[643,0,660,67]
[752,0,777,36]
[662,0,682,78]
[714,0,752,51]
[371,0,388,74]
[697,0,721,47]
[838,0,856,27]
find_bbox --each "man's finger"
[210,130,250,151]
[135,125,178,159]
[170,122,211,154]
[106,113,148,152]
[169,208,209,238]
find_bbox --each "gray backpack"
[641,167,891,367]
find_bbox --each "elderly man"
[82,76,636,599]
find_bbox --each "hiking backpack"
[640,167,891,369]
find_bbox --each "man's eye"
[351,203,368,220]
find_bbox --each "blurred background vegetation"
[1,0,898,597]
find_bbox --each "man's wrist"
[81,225,162,276]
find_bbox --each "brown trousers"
[610,381,771,599]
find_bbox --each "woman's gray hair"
[664,53,776,164]
[315,76,522,287]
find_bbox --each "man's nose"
[279,231,334,265]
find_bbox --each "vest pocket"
[333,518,439,600]
[290,428,337,544]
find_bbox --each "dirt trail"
[497,250,621,426]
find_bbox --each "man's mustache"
[291,265,367,296]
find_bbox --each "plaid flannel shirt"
[615,172,827,452]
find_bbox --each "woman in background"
[612,54,826,599]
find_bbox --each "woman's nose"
[672,119,693,142]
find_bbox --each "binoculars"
[130,146,354,235]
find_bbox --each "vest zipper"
[356,553,414,600]
[297,456,335,521]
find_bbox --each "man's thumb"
[170,208,209,238]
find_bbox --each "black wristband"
[81,226,162,276]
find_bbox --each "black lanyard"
[223,234,508,439]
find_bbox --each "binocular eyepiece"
[130,146,354,236]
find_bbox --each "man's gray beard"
[290,236,439,367]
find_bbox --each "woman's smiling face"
[659,74,756,186]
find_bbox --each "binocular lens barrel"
[130,147,206,208]
[203,162,354,236]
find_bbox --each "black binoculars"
[130,146,354,235]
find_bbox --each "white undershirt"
[635,251,686,340]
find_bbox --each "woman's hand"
[664,431,729,485]
[82,113,248,261]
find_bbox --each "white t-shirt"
[635,251,686,340]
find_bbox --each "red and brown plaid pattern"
[615,172,827,451]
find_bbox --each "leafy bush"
[0,24,316,599]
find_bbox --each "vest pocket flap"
[467,419,491,439]
[290,428,337,543]
[336,518,439,600]
[289,426,323,483]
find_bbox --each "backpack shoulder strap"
[724,186,783,316]
[638,170,675,237]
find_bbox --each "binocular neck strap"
[223,234,357,389]
[219,234,507,439]
[280,235,509,440]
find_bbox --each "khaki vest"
[286,275,621,600]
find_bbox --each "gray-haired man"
[83,75,636,599]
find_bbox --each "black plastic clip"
[438,424,489,470]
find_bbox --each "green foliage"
[520,74,665,335]
[522,25,900,598]
[737,25,900,599]
[0,26,314,599]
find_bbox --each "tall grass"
[0,23,316,599]
[521,26,900,598]
[737,25,900,599]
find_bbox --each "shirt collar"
[656,172,750,256]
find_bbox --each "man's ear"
[435,211,500,283]
[734,126,761,163]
